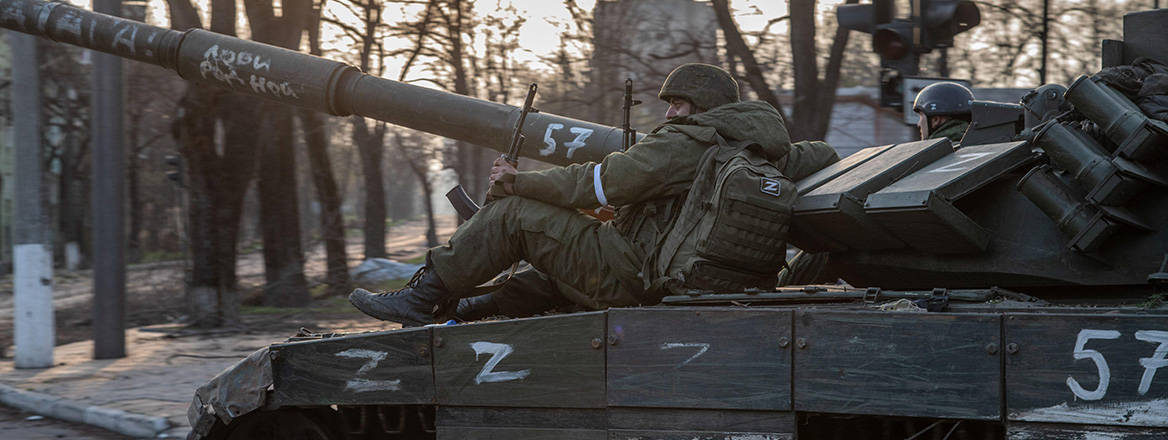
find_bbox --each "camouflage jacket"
[513,100,839,258]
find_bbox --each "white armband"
[592,164,608,206]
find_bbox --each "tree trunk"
[714,0,852,142]
[354,117,388,259]
[213,90,259,299]
[167,0,252,326]
[812,0,856,139]
[180,88,256,326]
[300,109,351,296]
[245,0,314,306]
[789,0,819,142]
[126,112,142,263]
[448,0,483,200]
[387,167,417,220]
[300,7,350,297]
[421,176,438,248]
[711,0,790,125]
[177,88,235,327]
[257,103,309,306]
[396,133,439,248]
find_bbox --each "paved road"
[0,405,129,439]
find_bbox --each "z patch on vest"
[760,177,783,197]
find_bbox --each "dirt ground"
[0,217,456,358]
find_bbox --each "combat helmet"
[659,63,740,111]
[913,82,974,116]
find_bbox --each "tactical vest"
[645,134,796,297]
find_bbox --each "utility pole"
[92,0,127,359]
[1040,0,1050,84]
[11,32,54,369]
[939,48,950,77]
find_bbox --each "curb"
[0,383,170,438]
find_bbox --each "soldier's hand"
[487,156,517,201]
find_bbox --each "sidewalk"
[0,317,392,438]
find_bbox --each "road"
[0,405,129,439]
[0,217,457,355]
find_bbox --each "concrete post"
[92,0,126,359]
[11,31,55,369]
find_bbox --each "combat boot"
[454,294,501,322]
[349,267,453,327]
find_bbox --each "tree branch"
[711,0,789,124]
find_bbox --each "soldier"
[349,63,839,326]
[913,82,975,143]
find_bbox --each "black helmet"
[913,82,974,116]
[659,63,740,111]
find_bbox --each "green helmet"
[658,63,740,111]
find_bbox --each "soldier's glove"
[486,173,516,202]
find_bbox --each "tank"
[2,1,1167,439]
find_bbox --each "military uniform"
[349,63,839,326]
[432,101,838,317]
[928,118,970,144]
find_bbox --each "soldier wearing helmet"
[348,63,839,326]
[913,82,974,143]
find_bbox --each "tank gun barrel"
[0,0,631,166]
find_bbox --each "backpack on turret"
[647,134,796,296]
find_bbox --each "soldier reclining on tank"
[349,63,839,326]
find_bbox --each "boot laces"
[373,267,427,297]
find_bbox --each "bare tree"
[299,2,351,297]
[386,0,488,201]
[945,0,1126,87]
[164,0,319,319]
[713,0,854,142]
[590,0,720,128]
[243,0,315,307]
[165,0,253,325]
[38,42,92,265]
[324,0,392,259]
[392,131,442,247]
[125,64,178,262]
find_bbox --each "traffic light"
[874,19,920,107]
[838,0,919,107]
[837,0,895,34]
[164,154,184,186]
[915,0,981,49]
[837,0,980,109]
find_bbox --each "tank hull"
[189,300,1168,439]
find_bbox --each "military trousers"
[428,196,649,313]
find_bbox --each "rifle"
[587,78,643,222]
[445,83,539,220]
[622,78,642,151]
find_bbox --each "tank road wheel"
[219,408,339,440]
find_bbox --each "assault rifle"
[622,78,642,151]
[445,83,539,220]
[586,78,642,221]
